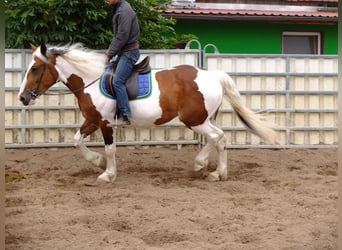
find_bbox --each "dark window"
[282,32,321,54]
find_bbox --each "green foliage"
[131,0,176,49]
[5,0,111,49]
[5,0,197,49]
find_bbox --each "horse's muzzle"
[19,93,36,106]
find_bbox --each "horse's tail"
[219,71,279,144]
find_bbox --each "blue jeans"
[112,48,140,118]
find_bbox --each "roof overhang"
[161,3,338,24]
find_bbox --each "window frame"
[282,31,322,55]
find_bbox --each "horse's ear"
[30,43,37,51]
[40,43,47,57]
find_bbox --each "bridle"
[27,62,100,97]
[27,63,58,99]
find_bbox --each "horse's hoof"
[206,171,220,182]
[219,174,228,181]
[97,172,116,183]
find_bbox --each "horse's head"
[18,43,60,106]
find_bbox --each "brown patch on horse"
[25,54,59,94]
[154,65,208,127]
[67,74,114,144]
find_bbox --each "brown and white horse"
[18,43,278,182]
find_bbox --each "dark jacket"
[106,0,140,60]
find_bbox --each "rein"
[43,77,101,96]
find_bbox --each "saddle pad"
[100,72,152,100]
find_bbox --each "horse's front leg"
[96,123,117,183]
[74,130,106,170]
[97,143,117,183]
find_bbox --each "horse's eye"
[31,66,38,73]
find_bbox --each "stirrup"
[107,115,131,127]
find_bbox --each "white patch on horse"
[55,57,75,83]
[128,70,163,126]
[194,69,224,120]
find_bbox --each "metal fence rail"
[204,54,338,148]
[5,48,338,148]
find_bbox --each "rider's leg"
[112,48,140,123]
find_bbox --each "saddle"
[103,56,151,100]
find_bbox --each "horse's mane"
[49,43,106,78]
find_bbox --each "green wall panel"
[176,21,337,54]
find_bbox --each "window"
[282,32,322,54]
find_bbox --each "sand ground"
[5,145,337,249]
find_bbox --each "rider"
[105,0,140,125]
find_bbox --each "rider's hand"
[104,54,110,63]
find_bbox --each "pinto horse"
[18,43,278,182]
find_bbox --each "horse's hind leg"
[194,142,215,172]
[192,121,227,181]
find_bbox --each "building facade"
[162,0,338,54]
